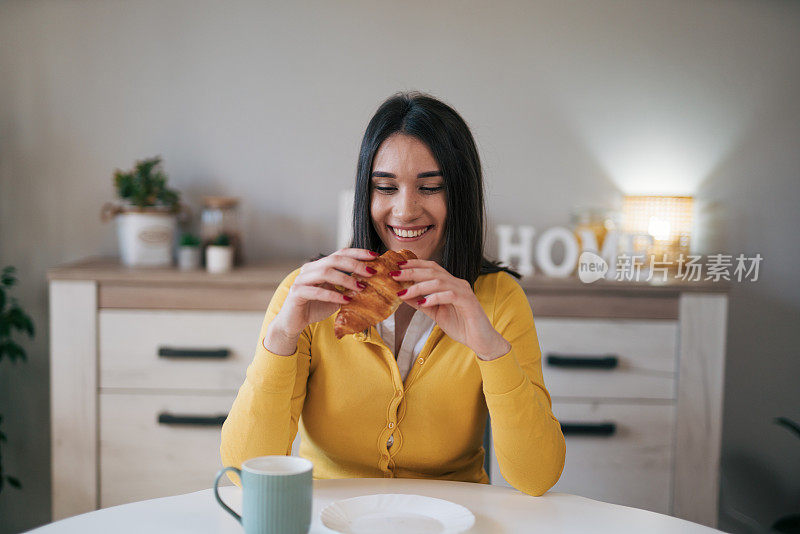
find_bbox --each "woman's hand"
[272,248,378,339]
[391,259,511,360]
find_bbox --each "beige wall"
[1,1,799,531]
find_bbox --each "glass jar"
[200,196,243,266]
[570,206,618,251]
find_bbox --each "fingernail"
[417,297,426,305]
[343,295,352,301]
[357,281,367,289]
[397,260,407,266]
[366,266,377,274]
[397,289,407,296]
[369,251,379,256]
[389,270,401,277]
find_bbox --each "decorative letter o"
[535,227,579,278]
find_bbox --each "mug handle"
[214,466,242,523]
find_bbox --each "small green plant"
[113,156,181,212]
[0,266,35,494]
[212,234,231,247]
[179,233,201,247]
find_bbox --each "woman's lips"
[388,225,432,241]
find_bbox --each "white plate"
[320,493,475,534]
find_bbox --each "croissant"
[334,249,417,339]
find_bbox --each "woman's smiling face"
[370,133,447,263]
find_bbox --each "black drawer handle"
[157,413,227,426]
[546,353,618,369]
[158,347,230,359]
[560,422,616,436]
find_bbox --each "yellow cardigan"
[220,266,565,496]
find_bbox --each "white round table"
[30,478,723,533]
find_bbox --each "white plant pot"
[206,246,233,273]
[116,211,177,267]
[177,246,201,271]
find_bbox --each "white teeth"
[391,226,429,238]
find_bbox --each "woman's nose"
[392,189,421,219]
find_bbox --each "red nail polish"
[343,295,352,301]
[389,270,400,277]
[366,266,377,274]
[369,250,379,256]
[397,260,407,266]
[397,289,407,296]
[417,297,426,305]
[357,281,367,289]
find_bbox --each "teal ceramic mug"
[214,456,313,534]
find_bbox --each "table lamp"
[621,195,694,271]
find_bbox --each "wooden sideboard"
[48,257,728,527]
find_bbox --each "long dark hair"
[313,91,520,286]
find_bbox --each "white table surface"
[30,478,723,533]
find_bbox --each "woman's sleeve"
[475,273,566,496]
[220,268,311,484]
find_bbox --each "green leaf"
[179,233,201,247]
[775,417,800,440]
[113,156,173,208]
[136,156,160,178]
[7,476,21,489]
[0,340,26,362]
[115,172,135,200]
[23,315,35,337]
[7,306,34,337]
[1,268,16,287]
[213,234,231,247]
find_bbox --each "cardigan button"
[388,422,395,429]
[417,357,424,365]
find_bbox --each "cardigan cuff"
[475,347,526,396]
[246,336,300,387]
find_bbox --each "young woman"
[221,92,565,496]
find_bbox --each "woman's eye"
[374,186,443,193]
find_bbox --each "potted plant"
[101,156,188,267]
[0,266,35,494]
[177,233,202,271]
[206,233,234,273]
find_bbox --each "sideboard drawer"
[99,392,236,507]
[99,309,266,390]
[535,318,678,400]
[490,401,675,514]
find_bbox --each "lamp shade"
[621,195,694,268]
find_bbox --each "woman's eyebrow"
[370,171,442,178]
